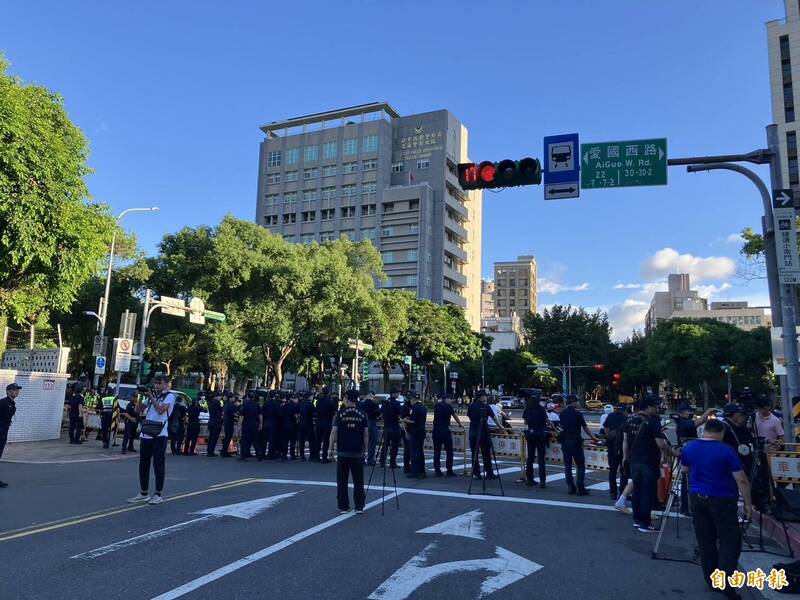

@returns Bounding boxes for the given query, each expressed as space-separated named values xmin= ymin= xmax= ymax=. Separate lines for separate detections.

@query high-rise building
xmin=645 ymin=274 xmax=708 ymax=332
xmin=768 ymin=1 xmax=800 ymax=196
xmin=481 ymin=279 xmax=496 ymax=319
xmin=493 ymin=256 xmax=537 ymax=318
xmin=255 ymin=102 xmax=482 ymax=330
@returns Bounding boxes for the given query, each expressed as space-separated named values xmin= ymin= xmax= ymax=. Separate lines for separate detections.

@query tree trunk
xmin=381 ymin=361 xmax=391 ymax=392
xmin=702 ymin=380 xmax=710 ymax=412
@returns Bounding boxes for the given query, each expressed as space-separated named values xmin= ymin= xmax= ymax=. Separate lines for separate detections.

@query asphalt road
xmin=0 ymin=444 xmax=755 ymax=600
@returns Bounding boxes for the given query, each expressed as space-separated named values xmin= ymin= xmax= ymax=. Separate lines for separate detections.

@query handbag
xmin=141 ymin=420 xmax=164 ymax=437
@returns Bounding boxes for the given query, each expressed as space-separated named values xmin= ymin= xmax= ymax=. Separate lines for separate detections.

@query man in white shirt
xmin=127 ymin=375 xmax=175 ymax=505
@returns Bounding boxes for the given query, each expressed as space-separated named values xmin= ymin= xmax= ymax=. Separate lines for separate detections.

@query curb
xmin=753 ymin=509 xmax=800 ymax=557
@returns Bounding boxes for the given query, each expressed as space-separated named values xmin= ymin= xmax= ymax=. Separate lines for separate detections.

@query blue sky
xmin=0 ymin=0 xmax=784 ymax=338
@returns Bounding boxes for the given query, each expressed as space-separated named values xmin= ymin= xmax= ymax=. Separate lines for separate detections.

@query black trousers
xmin=469 ymin=430 xmax=493 ymax=477
xmin=283 ymin=426 xmax=297 ymax=458
xmin=266 ymin=422 xmax=279 ymax=458
xmin=410 ymin=429 xmax=426 ymax=476
xmin=401 ymin=430 xmax=411 ymax=470
xmin=433 ymin=428 xmax=454 ymax=473
xmin=100 ymin=412 xmax=112 ymax=447
xmin=367 ymin=420 xmax=379 ymax=465
xmin=379 ymin=427 xmax=400 ymax=467
xmin=207 ymin=422 xmax=221 ymax=455
xmin=0 ymin=424 xmax=8 ymax=460
xmin=562 ymin=438 xmax=586 ymax=490
xmin=139 ymin=436 xmax=167 ymax=493
xmin=631 ymin=462 xmax=659 ymax=527
xmin=170 ymin=423 xmax=185 ymax=454
xmin=240 ymin=424 xmax=259 ymax=459
xmin=607 ymin=451 xmax=624 ymax=497
xmin=298 ymin=423 xmax=315 ymax=459
xmin=316 ymin=420 xmax=332 ymax=460
xmin=122 ymin=422 xmax=137 ymax=451
xmin=690 ymin=494 xmax=741 ymax=586
xmin=525 ymin=432 xmax=547 ymax=483
xmin=221 ymin=423 xmax=234 ymax=455
xmin=69 ymin=415 xmax=82 ymax=443
xmin=183 ymin=423 xmax=200 ymax=454
xmin=336 ymin=455 xmax=365 ymax=511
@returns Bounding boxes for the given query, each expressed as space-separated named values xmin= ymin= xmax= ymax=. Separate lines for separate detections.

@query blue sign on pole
xmin=543 ymin=133 xmax=580 ymax=200
xmin=95 ymin=356 xmax=106 ymax=375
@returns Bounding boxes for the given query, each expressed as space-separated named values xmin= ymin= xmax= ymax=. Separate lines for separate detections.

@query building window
xmin=301 ymin=211 xmax=316 ymax=223
xmin=509 ymin=289 xmax=515 ymax=296
xmin=343 ymin=138 xmax=358 ymax=156
xmin=285 ymin=148 xmax=299 ymax=165
xmin=264 ymin=215 xmax=278 ymax=226
xmin=304 ymin=145 xmax=319 ymax=162
xmin=781 ymin=35 xmax=795 ymax=123
xmin=408 ymin=250 xmax=418 ymax=261
xmin=322 ymin=165 xmax=337 ymax=177
xmin=320 ymin=208 xmax=335 ymax=221
xmin=392 ymin=162 xmax=404 ymax=173
xmin=361 ymin=228 xmax=376 ymax=240
xmin=341 ymin=230 xmax=355 ymax=241
xmin=417 ymin=159 xmax=430 ymax=170
xmin=788 ymin=131 xmax=799 ymax=186
xmin=285 ymin=170 xmax=299 ymax=182
xmin=283 ymin=213 xmax=297 ymax=224
xmin=342 ymin=161 xmax=358 ymax=174
xmin=304 ymin=167 xmax=318 ymax=180
xmin=322 ymin=141 xmax=338 ymax=160
xmin=321 ymin=232 xmax=336 ymax=243
xmin=266 ymin=172 xmax=281 ymax=184
xmin=407 ymin=275 xmax=418 ymax=286
xmin=509 ymin=299 xmax=516 ymax=307
xmin=265 ymin=193 xmax=280 ymax=207
xmin=341 ymin=206 xmax=356 ymax=218
xmin=409 ymin=224 xmax=419 ymax=234
xmin=361 ymin=204 xmax=376 ymax=216
xmin=383 ymin=251 xmax=394 ymax=264
xmin=303 ymin=189 xmax=318 ymax=202
xmin=284 ymin=191 xmax=297 ymax=204
xmin=382 ymin=226 xmax=394 ymax=237
xmin=362 ymin=159 xmax=378 ymax=171
xmin=301 ymin=234 xmax=314 ymax=244
xmin=362 ymin=181 xmax=377 ymax=201
xmin=321 ymin=186 xmax=336 ymax=200
xmin=267 ymin=151 xmax=281 ymax=167
xmin=362 ymin=134 xmax=378 ymax=153
xmin=497 ymin=300 xmax=506 ymax=307
xmin=409 ymin=200 xmax=419 ymax=210
xmin=341 ymin=183 xmax=357 ymax=198
xmin=383 ymin=202 xmax=394 ymax=213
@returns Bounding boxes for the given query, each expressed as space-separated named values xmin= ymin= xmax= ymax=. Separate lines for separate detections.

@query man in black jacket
xmin=0 ymin=383 xmax=20 ymax=488
xmin=315 ymin=388 xmax=336 ymax=463
xmin=358 ymin=391 xmax=381 ymax=465
xmin=298 ymin=392 xmax=316 ymax=461
xmin=206 ymin=393 xmax=223 ymax=457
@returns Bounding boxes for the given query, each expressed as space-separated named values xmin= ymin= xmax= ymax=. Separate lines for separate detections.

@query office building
xmin=768 ymin=1 xmax=800 ymax=196
xmin=481 ymin=279 xmax=496 ymax=319
xmin=673 ymin=301 xmax=772 ymax=332
xmin=481 ymin=314 xmax=523 ymax=353
xmin=255 ymin=102 xmax=482 ymax=329
xmin=493 ymin=256 xmax=537 ymax=318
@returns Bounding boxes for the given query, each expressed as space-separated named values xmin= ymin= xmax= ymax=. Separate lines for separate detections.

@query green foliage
xmin=0 ymin=55 xmax=118 ymax=323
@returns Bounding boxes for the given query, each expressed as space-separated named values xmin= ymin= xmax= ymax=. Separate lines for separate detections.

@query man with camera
xmin=379 ymin=389 xmax=402 ymax=469
xmin=404 ymin=393 xmax=428 ymax=479
xmin=329 ymin=389 xmax=368 ymax=513
xmin=720 ymin=403 xmax=754 ymax=477
xmin=127 ymin=376 xmax=176 ymax=505
xmin=681 ymin=418 xmax=752 ymax=600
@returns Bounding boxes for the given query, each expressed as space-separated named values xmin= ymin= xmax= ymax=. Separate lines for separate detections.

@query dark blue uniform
xmin=0 ymin=395 xmax=17 ymax=466
xmin=523 ymin=403 xmax=548 ymax=485
xmin=66 ymin=392 xmax=84 ymax=444
xmin=298 ymin=396 xmax=316 ymax=461
xmin=206 ymin=397 xmax=223 ymax=456
xmin=315 ymin=396 xmax=336 ymax=462
xmin=221 ymin=401 xmax=237 ymax=457
xmin=559 ymin=405 xmax=587 ymax=492
xmin=468 ymin=400 xmax=494 ymax=478
xmin=407 ymin=402 xmax=428 ymax=477
xmin=169 ymin=401 xmax=187 ymax=455
xmin=432 ymin=400 xmax=457 ymax=475
xmin=379 ymin=398 xmax=401 ymax=468
xmin=359 ymin=397 xmax=381 ymax=465
xmin=263 ymin=398 xmax=281 ymax=459
xmin=239 ymin=398 xmax=261 ymax=460
xmin=121 ymin=400 xmax=138 ymax=453
xmin=282 ymin=400 xmax=299 ymax=459
xmin=335 ymin=406 xmax=368 ymax=511
xmin=183 ymin=402 xmax=201 ymax=455
xmin=400 ymin=400 xmax=412 ymax=472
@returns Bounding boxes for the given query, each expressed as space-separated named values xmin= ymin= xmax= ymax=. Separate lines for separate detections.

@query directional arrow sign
xmin=71 ymin=492 xmax=297 ymax=559
xmin=544 ymin=185 xmax=579 ymax=199
xmin=773 ymin=189 xmax=800 ymax=284
xmin=416 ymin=509 xmax=484 ymax=539
xmin=543 ymin=133 xmax=580 ymax=200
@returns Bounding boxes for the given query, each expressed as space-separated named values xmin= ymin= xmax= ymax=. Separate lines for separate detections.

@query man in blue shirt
xmin=681 ymin=418 xmax=752 ymax=599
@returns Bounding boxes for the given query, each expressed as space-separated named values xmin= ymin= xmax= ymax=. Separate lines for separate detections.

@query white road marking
xmin=588 ymin=481 xmax=610 ymax=490
xmin=150 ymin=491 xmax=401 ymax=600
xmin=416 ymin=510 xmax=485 ymax=540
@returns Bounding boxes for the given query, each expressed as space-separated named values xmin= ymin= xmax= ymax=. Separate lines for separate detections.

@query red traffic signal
xmin=458 ymin=158 xmax=542 ymax=190
xmin=611 ymin=373 xmax=621 ymax=388
xmin=594 ymin=364 xmax=604 ymax=372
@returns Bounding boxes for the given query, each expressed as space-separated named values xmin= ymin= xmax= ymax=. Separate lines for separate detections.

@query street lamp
xmin=93 ymin=206 xmax=159 ymax=385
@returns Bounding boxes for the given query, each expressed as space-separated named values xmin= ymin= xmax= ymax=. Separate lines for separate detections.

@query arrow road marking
xmin=416 ymin=510 xmax=485 ymax=540
xmin=71 ymin=492 xmax=297 ymax=559
xmin=367 ymin=542 xmax=542 ymax=600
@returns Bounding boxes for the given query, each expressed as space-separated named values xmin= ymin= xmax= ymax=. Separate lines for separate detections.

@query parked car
xmin=499 ymin=396 xmax=516 ymax=409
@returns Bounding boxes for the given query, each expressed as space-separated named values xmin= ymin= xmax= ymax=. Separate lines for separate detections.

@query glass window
xmin=320 ymin=232 xmax=335 ymax=243
xmin=301 ymin=234 xmax=314 ymax=244
xmin=408 ymin=250 xmax=418 ymax=261
xmin=341 ymin=184 xmax=357 ymax=197
xmin=362 ymin=134 xmax=378 ymax=153
xmin=383 ymin=202 xmax=394 ymax=213
xmin=321 ymin=186 xmax=336 ymax=200
xmin=361 ymin=204 xmax=376 ymax=216
xmin=266 ymin=172 xmax=281 ymax=184
xmin=304 ymin=145 xmax=319 ymax=162
xmin=361 ymin=228 xmax=376 ymax=241
xmin=407 ymin=275 xmax=417 ymax=286
xmin=285 ymin=148 xmax=299 ymax=165
xmin=322 ymin=165 xmax=337 ymax=177
xmin=341 ymin=206 xmax=356 ymax=218
xmin=343 ymin=138 xmax=358 ymax=156
xmin=264 ymin=215 xmax=278 ymax=226
xmin=417 ymin=159 xmax=430 ymax=170
xmin=320 ymin=209 xmax=335 ymax=221
xmin=409 ymin=200 xmax=419 ymax=210
xmin=382 ymin=226 xmax=394 ymax=237
xmin=283 ymin=191 xmax=297 ymax=204
xmin=283 ymin=213 xmax=296 ymax=224
xmin=285 ymin=170 xmax=299 ymax=182
xmin=304 ymin=167 xmax=318 ymax=180
xmin=303 ymin=189 xmax=318 ymax=202
xmin=362 ymin=159 xmax=378 ymax=171
xmin=342 ymin=161 xmax=358 ymax=174
xmin=265 ymin=193 xmax=280 ymax=207
xmin=301 ymin=211 xmax=316 ymax=223
xmin=267 ymin=151 xmax=281 ymax=167
xmin=409 ymin=224 xmax=419 ymax=234
xmin=382 ymin=251 xmax=394 ymax=264
xmin=341 ymin=230 xmax=355 ymax=241
xmin=322 ymin=141 xmax=337 ymax=160
xmin=392 ymin=162 xmax=404 ymax=173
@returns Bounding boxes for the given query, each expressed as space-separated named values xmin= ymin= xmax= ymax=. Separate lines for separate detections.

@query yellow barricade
xmin=768 ymin=443 xmax=800 ymax=483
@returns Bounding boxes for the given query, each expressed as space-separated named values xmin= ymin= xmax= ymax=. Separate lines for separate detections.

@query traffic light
xmin=611 ymin=373 xmax=621 ymax=389
xmin=458 ymin=158 xmax=542 ymax=190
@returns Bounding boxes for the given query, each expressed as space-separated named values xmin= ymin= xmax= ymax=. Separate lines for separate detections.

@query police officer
xmin=275 ymin=392 xmax=287 ymax=459
xmin=206 ymin=392 xmax=223 ymax=457
xmin=405 ymin=394 xmax=428 ymax=479
xmin=379 ymin=389 xmax=402 ymax=469
xmin=602 ymin=404 xmax=627 ymax=499
xmin=329 ymin=389 xmax=369 ymax=513
xmin=220 ymin=394 xmax=239 ymax=458
xmin=169 ymin=395 xmax=187 ymax=455
xmin=558 ymin=394 xmax=598 ymax=495
xmin=121 ymin=394 xmax=139 ymax=454
xmin=282 ymin=394 xmax=300 ymax=460
xmin=399 ymin=392 xmax=413 ymax=473
xmin=315 ymin=387 xmax=336 ymax=463
xmin=298 ymin=391 xmax=317 ymax=461
xmin=83 ymin=386 xmax=97 ymax=442
xmin=239 ymin=391 xmax=262 ymax=461
xmin=432 ymin=394 xmax=463 ymax=477
xmin=264 ymin=391 xmax=282 ymax=459
xmin=0 ymin=383 xmax=20 ymax=488
xmin=65 ymin=384 xmax=85 ymax=444
xmin=468 ymin=390 xmax=497 ymax=480
xmin=183 ymin=395 xmax=202 ymax=455
xmin=98 ymin=387 xmax=116 ymax=449
xmin=522 ymin=391 xmax=548 ymax=488
xmin=358 ymin=391 xmax=381 ymax=465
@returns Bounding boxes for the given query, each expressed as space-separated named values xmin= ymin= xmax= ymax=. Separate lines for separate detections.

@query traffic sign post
xmin=773 ymin=189 xmax=800 ymax=284
xmin=543 ymin=133 xmax=580 ymax=200
xmin=94 ymin=356 xmax=106 ymax=375
xmin=159 ymin=295 xmax=187 ymax=317
xmin=112 ymin=338 xmax=133 ymax=373
xmin=581 ymin=138 xmax=667 ymax=189
xmin=189 ymin=298 xmax=206 ymax=325
xmin=92 ymin=335 xmax=107 ymax=357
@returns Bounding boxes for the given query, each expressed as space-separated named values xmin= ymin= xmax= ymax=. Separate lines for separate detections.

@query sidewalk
xmin=2 ymin=433 xmax=137 ymax=464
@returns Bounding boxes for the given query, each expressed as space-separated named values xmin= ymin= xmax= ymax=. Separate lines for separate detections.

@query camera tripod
xmin=467 ymin=411 xmax=505 ymax=497
xmin=366 ymin=428 xmax=400 ymax=516
xmin=652 ymin=456 xmax=697 ymax=564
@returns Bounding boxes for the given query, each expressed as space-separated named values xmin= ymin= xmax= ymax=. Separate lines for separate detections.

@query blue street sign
xmin=543 ymin=133 xmax=580 ymax=200
xmin=95 ymin=356 xmax=106 ymax=375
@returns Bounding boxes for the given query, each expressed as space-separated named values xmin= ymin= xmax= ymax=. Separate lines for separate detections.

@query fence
xmin=0 ymin=370 xmax=69 ymax=442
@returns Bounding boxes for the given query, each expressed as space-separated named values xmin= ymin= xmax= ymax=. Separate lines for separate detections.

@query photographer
xmin=127 ymin=376 xmax=175 ymax=505
xmin=681 ymin=418 xmax=752 ymax=600
xmin=720 ymin=403 xmax=754 ymax=477
xmin=522 ymin=391 xmax=548 ymax=488
xmin=468 ymin=390 xmax=499 ymax=480
xmin=754 ymin=396 xmax=784 ymax=449
xmin=675 ymin=404 xmax=714 ymax=514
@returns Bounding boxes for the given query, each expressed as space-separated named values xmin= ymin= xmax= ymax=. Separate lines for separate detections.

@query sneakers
xmin=355 ymin=509 xmax=365 ymax=514
xmin=613 ymin=496 xmax=630 ymax=514
xmin=126 ymin=493 xmax=150 ymax=504
xmin=339 ymin=508 xmax=350 ymax=514
xmin=148 ymin=494 xmax=164 ymax=505
xmin=637 ymin=525 xmax=657 ymax=533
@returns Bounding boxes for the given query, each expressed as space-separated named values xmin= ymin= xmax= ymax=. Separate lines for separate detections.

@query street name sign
xmin=159 ymin=295 xmax=187 ymax=317
xmin=581 ymin=138 xmax=667 ymax=189
xmin=543 ymin=133 xmax=580 ymax=200
xmin=773 ymin=189 xmax=800 ymax=284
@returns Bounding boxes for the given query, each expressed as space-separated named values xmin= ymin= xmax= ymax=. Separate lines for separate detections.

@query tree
xmin=0 ymin=55 xmax=118 ymax=324
xmin=362 ymin=289 xmax=414 ymax=390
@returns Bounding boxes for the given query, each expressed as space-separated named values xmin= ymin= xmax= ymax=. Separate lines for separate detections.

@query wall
xmin=0 ymin=370 xmax=69 ymax=442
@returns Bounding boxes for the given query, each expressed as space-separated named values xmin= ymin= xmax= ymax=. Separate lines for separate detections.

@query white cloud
xmin=607 ymin=299 xmax=650 ymax=341
xmin=538 ymin=280 xmax=590 ymax=295
xmin=725 ymin=233 xmax=742 ymax=244
xmin=613 ymin=283 xmax=643 ymax=290
xmin=640 ymin=247 xmax=735 ymax=283
xmin=696 ymin=282 xmax=733 ymax=299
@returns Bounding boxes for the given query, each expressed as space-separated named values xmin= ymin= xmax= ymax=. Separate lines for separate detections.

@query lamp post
xmin=93 ymin=207 xmax=159 ymax=386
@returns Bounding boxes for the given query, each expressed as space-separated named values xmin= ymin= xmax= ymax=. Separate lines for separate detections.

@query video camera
xmin=136 ymin=385 xmax=152 ymax=395
xmin=739 ymin=387 xmax=755 ymax=413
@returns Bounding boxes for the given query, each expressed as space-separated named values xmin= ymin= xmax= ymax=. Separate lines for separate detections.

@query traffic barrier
xmin=769 ymin=444 xmax=800 ymax=483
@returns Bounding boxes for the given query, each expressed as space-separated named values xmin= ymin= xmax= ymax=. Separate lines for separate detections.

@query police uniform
xmin=183 ymin=400 xmax=202 ymax=455
xmin=263 ymin=395 xmax=281 ymax=459
xmin=334 ymin=395 xmax=368 ymax=512
xmin=407 ymin=401 xmax=428 ymax=478
xmin=523 ymin=400 xmax=548 ymax=486
xmin=169 ymin=398 xmax=187 ymax=455
xmin=400 ymin=399 xmax=412 ymax=472
xmin=239 ymin=396 xmax=261 ymax=461
xmin=0 ymin=385 xmax=19 ymax=487
xmin=206 ymin=396 xmax=223 ymax=456
xmin=380 ymin=396 xmax=402 ymax=468
xmin=358 ymin=396 xmax=381 ymax=466
xmin=559 ymin=402 xmax=588 ymax=494
xmin=99 ymin=392 xmax=115 ymax=449
xmin=121 ymin=398 xmax=139 ymax=453
xmin=220 ymin=399 xmax=237 ymax=457
xmin=282 ymin=398 xmax=299 ymax=459
xmin=298 ymin=394 xmax=316 ymax=461
xmin=66 ymin=390 xmax=84 ymax=444
xmin=315 ymin=394 xmax=336 ymax=463
xmin=432 ymin=399 xmax=457 ymax=476
xmin=467 ymin=398 xmax=494 ymax=479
